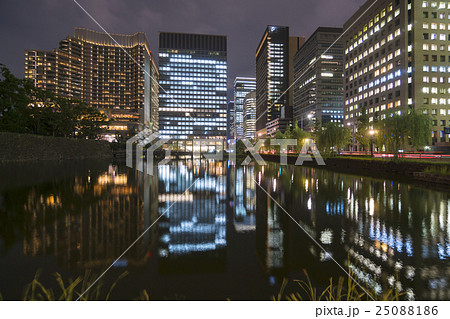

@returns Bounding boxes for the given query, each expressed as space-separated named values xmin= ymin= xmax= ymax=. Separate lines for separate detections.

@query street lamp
xmin=369 ymin=130 xmax=377 ymax=157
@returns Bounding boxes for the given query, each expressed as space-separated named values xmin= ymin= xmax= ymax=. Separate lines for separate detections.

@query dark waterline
xmin=0 ymin=159 xmax=449 ymax=300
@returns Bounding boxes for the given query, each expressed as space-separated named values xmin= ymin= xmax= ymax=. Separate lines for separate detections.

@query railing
xmin=374 ymin=153 xmax=450 ymax=160
xmin=259 ymin=150 xmax=450 ymax=160
xmin=337 ymin=151 xmax=450 ymax=160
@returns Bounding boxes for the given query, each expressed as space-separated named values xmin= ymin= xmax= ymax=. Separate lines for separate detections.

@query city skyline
xmin=9 ymin=0 xmax=449 ymax=145
xmin=1 ymin=0 xmax=450 ymax=306
xmin=0 ymin=0 xmax=366 ymax=98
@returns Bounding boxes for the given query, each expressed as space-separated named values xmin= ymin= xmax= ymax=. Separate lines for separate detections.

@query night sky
xmin=0 ymin=0 xmax=366 ymax=97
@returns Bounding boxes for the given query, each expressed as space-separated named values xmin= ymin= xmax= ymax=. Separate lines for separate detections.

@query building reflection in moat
xmin=156 ymin=160 xmax=227 ymax=273
xmin=22 ymin=164 xmax=158 ymax=268
xmin=255 ymin=163 xmax=450 ymax=300
xmin=19 ymin=161 xmax=230 ymax=274
xmin=10 ymin=160 xmax=450 ymax=300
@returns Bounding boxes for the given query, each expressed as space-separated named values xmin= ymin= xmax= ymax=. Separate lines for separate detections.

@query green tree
xmin=283 ymin=124 xmax=292 ymax=139
xmin=236 ymin=139 xmax=247 ymax=155
xmin=291 ymin=121 xmax=310 ymax=152
xmin=0 ymin=64 xmax=108 ymax=139
xmin=76 ymin=103 xmax=109 ymax=139
xmin=405 ymin=110 xmax=431 ymax=150
xmin=263 ymin=136 xmax=272 ymax=152
xmin=274 ymin=131 xmax=284 ymax=140
xmin=0 ymin=64 xmax=33 ymax=132
xmin=317 ymin=122 xmax=352 ymax=155
xmin=356 ymin=106 xmax=370 ymax=152
xmin=311 ymin=119 xmax=322 ymax=141
xmin=375 ymin=110 xmax=430 ymax=154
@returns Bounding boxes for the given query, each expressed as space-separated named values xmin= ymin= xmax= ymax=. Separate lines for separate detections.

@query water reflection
xmin=255 ymin=163 xmax=450 ymax=300
xmin=156 ymin=160 xmax=227 ymax=273
xmin=0 ymin=160 xmax=449 ymax=300
xmin=21 ymin=164 xmax=158 ymax=268
xmin=229 ymin=165 xmax=256 ymax=232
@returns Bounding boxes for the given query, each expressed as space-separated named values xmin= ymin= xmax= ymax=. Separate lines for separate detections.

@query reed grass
xmin=424 ymin=165 xmax=450 ymax=176
xmin=19 ymin=269 xmax=128 ymax=301
xmin=273 ymin=270 xmax=404 ymax=301
xmin=2 ymin=267 xmax=404 ymax=301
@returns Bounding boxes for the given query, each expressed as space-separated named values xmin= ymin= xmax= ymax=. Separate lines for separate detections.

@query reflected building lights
xmin=256 ymin=162 xmax=450 ymax=300
xmin=22 ymin=165 xmax=158 ymax=268
xmin=157 ymin=161 xmax=227 ymax=269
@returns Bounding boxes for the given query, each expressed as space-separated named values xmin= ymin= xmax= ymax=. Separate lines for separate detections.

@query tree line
xmin=238 ymin=110 xmax=431 ymax=156
xmin=313 ymin=109 xmax=431 ymax=155
xmin=0 ymin=64 xmax=108 ymax=139
xmin=354 ymin=106 xmax=431 ymax=154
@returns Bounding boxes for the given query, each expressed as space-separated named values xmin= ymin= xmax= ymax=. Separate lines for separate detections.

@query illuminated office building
xmin=256 ymin=25 xmax=305 ymax=137
xmin=25 ymin=28 xmax=159 ymax=138
xmin=233 ymin=77 xmax=256 ymax=139
xmin=227 ymin=101 xmax=235 ymax=141
xmin=293 ymin=27 xmax=344 ymax=131
xmin=158 ymin=32 xmax=228 ymax=145
xmin=343 ymin=0 xmax=450 ymax=147
xmin=243 ymin=91 xmax=257 ymax=139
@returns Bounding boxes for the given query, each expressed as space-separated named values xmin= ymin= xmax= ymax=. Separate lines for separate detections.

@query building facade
xmin=158 ymin=32 xmax=228 ymax=146
xmin=25 ymin=28 xmax=159 ymax=138
xmin=293 ymin=27 xmax=344 ymax=131
xmin=233 ymin=77 xmax=256 ymax=139
xmin=243 ymin=91 xmax=257 ymax=139
xmin=343 ymin=0 xmax=450 ymax=146
xmin=227 ymin=101 xmax=235 ymax=141
xmin=255 ymin=25 xmax=304 ymax=137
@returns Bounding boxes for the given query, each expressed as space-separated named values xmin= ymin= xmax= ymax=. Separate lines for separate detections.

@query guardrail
xmin=259 ymin=151 xmax=450 ymax=160
xmin=374 ymin=153 xmax=450 ymax=160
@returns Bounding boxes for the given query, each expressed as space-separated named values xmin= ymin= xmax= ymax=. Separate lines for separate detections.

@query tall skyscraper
xmin=293 ymin=27 xmax=344 ymax=131
xmin=233 ymin=77 xmax=256 ymax=139
xmin=158 ymin=32 xmax=228 ymax=148
xmin=25 ymin=28 xmax=159 ymax=138
xmin=243 ymin=91 xmax=257 ymax=139
xmin=227 ymin=101 xmax=235 ymax=142
xmin=289 ymin=36 xmax=307 ymax=115
xmin=343 ymin=0 xmax=450 ymax=146
xmin=255 ymin=25 xmax=305 ymax=137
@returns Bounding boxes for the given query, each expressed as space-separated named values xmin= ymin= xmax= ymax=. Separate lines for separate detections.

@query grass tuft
xmin=274 ymin=269 xmax=404 ymax=301
xmin=424 ymin=166 xmax=450 ymax=176
xmin=18 ymin=269 xmax=128 ymax=301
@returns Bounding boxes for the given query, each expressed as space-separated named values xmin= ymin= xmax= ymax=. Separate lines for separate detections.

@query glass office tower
xmin=233 ymin=77 xmax=256 ymax=140
xmin=158 ymin=32 xmax=228 ymax=146
xmin=227 ymin=101 xmax=235 ymax=141
xmin=243 ymin=91 xmax=257 ymax=139
xmin=255 ymin=26 xmax=305 ymax=137
xmin=293 ymin=27 xmax=344 ymax=131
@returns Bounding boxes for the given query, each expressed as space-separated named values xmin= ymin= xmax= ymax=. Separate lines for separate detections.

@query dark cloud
xmin=0 ymin=0 xmax=366 ymax=97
